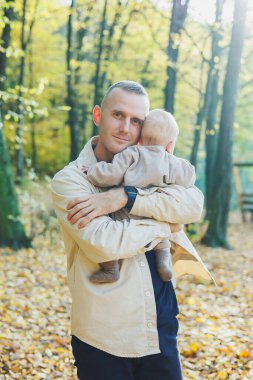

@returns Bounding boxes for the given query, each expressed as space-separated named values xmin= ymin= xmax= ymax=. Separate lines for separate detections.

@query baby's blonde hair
xmin=141 ymin=109 xmax=179 ymax=149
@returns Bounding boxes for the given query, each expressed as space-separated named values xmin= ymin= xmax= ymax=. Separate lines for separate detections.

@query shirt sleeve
xmin=165 ymin=156 xmax=196 ymax=187
xmin=87 ymin=149 xmax=135 ymax=187
xmin=130 ymin=185 xmax=204 ymax=224
xmin=51 ymin=165 xmax=171 ymax=263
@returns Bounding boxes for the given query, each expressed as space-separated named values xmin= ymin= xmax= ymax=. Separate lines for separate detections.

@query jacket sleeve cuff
xmin=130 ymin=193 xmax=155 ymax=219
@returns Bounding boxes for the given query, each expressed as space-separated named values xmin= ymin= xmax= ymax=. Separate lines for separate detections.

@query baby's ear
xmin=166 ymin=141 xmax=174 ymax=153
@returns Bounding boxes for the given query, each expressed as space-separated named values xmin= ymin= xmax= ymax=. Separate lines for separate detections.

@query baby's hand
xmin=82 ymin=164 xmax=89 ymax=173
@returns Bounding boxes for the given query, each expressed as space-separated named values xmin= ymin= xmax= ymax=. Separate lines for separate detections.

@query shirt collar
xmin=75 ymin=136 xmax=99 ymax=167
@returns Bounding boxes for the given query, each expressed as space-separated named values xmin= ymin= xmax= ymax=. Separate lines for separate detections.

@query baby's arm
xmin=86 ymin=148 xmax=135 ymax=187
xmin=165 ymin=156 xmax=196 ymax=188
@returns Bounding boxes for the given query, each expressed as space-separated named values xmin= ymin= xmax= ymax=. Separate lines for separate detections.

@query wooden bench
xmin=233 ymin=162 xmax=253 ymax=222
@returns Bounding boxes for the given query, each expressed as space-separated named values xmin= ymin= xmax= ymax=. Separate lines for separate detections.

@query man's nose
xmin=120 ymin=117 xmax=130 ymax=133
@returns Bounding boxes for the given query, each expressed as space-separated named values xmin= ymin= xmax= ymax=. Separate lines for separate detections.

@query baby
xmin=84 ymin=109 xmax=196 ymax=284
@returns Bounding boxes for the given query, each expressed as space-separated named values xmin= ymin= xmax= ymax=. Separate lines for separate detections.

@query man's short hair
xmin=101 ymin=80 xmax=149 ymax=108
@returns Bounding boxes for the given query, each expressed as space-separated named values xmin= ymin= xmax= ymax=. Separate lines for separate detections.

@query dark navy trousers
xmin=71 ymin=251 xmax=183 ymax=379
xmin=71 ymin=335 xmax=183 ymax=380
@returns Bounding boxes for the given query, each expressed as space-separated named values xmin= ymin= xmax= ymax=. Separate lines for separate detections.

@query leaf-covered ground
xmin=0 ymin=221 xmax=252 ymax=379
xmin=177 ymin=221 xmax=253 ymax=380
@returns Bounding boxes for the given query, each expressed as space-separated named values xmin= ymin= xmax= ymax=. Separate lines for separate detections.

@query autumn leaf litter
xmin=0 ymin=222 xmax=252 ymax=379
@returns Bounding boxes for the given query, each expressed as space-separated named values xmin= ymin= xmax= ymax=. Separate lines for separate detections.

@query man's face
xmin=93 ymin=88 xmax=150 ymax=161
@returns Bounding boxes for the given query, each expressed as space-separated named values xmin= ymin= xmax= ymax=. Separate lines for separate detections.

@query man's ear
xmin=93 ymin=105 xmax=102 ymax=127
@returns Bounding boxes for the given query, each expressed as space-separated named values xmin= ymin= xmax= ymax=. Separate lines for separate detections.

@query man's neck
xmin=93 ymin=138 xmax=114 ymax=163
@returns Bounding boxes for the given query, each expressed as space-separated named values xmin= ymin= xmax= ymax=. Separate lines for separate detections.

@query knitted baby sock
xmin=90 ymin=260 xmax=120 ymax=283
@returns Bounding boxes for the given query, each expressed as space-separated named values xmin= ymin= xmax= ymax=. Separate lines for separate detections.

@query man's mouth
xmin=113 ymin=136 xmax=129 ymax=142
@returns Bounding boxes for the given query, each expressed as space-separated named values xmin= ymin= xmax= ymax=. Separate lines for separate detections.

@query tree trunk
xmin=66 ymin=0 xmax=79 ymax=161
xmin=74 ymin=4 xmax=92 ymax=87
xmin=99 ymin=0 xmax=122 ymax=93
xmin=16 ymin=0 xmax=27 ymax=180
xmin=0 ymin=1 xmax=15 ymax=95
xmin=190 ymin=0 xmax=224 ymax=169
xmin=28 ymin=40 xmax=37 ymax=169
xmin=205 ymin=0 xmax=224 ymax=219
xmin=92 ymin=0 xmax=108 ymax=136
xmin=73 ymin=2 xmax=94 ymax=145
xmin=204 ymin=74 xmax=220 ymax=220
xmin=0 ymin=1 xmax=30 ymax=249
xmin=164 ymin=0 xmax=189 ymax=113
xmin=202 ymin=0 xmax=248 ymax=248
xmin=0 ymin=118 xmax=31 ymax=248
xmin=189 ymin=72 xmax=212 ymax=168
xmin=141 ymin=57 xmax=152 ymax=88
xmin=105 ymin=8 xmax=136 ymax=90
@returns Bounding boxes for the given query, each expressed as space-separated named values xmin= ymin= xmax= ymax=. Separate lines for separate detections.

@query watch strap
xmin=124 ymin=186 xmax=138 ymax=211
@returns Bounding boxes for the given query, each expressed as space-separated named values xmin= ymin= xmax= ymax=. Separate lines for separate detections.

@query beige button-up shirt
xmin=51 ymin=137 xmax=213 ymax=358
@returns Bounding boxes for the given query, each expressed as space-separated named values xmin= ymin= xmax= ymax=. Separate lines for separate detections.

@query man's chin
xmin=111 ymin=142 xmax=131 ymax=154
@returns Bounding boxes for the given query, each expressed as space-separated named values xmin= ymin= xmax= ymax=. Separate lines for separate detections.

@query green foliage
xmin=0 ymin=0 xmax=252 ymax=175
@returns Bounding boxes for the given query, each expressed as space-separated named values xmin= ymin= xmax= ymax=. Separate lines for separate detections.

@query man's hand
xmin=67 ymin=188 xmax=127 ymax=228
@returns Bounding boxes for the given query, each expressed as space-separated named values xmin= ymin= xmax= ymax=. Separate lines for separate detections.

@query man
xmin=51 ymin=81 xmax=211 ymax=380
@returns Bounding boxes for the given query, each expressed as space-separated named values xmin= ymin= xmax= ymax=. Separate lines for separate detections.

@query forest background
xmin=0 ymin=0 xmax=253 ymax=379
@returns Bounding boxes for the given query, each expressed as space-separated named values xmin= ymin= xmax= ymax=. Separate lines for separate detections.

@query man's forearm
xmin=52 ymin=189 xmax=171 ymax=263
xmin=67 ymin=187 xmax=128 ymax=228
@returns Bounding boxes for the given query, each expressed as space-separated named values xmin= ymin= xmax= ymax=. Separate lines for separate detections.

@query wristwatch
xmin=124 ymin=186 xmax=138 ymax=211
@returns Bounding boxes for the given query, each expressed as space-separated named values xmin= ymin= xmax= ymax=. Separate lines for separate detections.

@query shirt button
xmin=140 ymin=261 xmax=145 ymax=267
xmin=145 ymin=291 xmax=151 ymax=297
xmin=147 ymin=322 xmax=153 ymax=328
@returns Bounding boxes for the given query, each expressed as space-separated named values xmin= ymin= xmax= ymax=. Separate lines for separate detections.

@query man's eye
xmin=114 ymin=112 xmax=122 ymax=118
xmin=132 ymin=118 xmax=143 ymax=127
